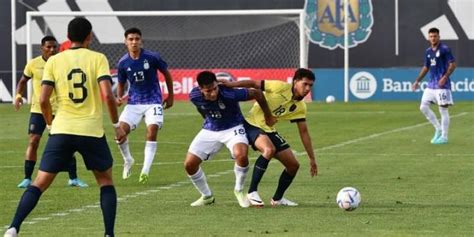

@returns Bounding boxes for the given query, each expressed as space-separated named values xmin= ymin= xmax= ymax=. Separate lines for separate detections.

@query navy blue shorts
xmin=243 ymin=120 xmax=290 ymax=153
xmin=39 ymin=134 xmax=113 ymax=173
xmin=28 ymin=113 xmax=47 ymax=135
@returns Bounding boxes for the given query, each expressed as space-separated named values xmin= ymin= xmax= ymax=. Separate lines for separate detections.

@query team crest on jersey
xmin=218 ymin=99 xmax=226 ymax=109
xmin=304 ymin=0 xmax=373 ymax=50
xmin=143 ymin=59 xmax=150 ymax=70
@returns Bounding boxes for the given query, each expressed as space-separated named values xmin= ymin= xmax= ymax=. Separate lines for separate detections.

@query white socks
xmin=189 ymin=167 xmax=212 ymax=197
xmin=141 ymin=141 xmax=157 ymax=175
xmin=118 ymin=139 xmax=133 ymax=163
xmin=439 ymin=107 xmax=450 ymax=139
xmin=420 ymin=104 xmax=441 ymax=132
xmin=234 ymin=164 xmax=249 ymax=192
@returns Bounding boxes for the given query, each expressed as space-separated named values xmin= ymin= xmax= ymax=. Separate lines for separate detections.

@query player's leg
xmin=419 ymin=88 xmax=441 ymax=143
xmin=244 ymin=121 xmax=275 ymax=206
xmin=271 ymin=148 xmax=299 ymax=207
xmin=434 ymin=89 xmax=453 ymax=144
xmin=185 ymin=129 xmax=221 ymax=206
xmin=67 ymin=155 xmax=89 ymax=188
xmin=267 ymin=132 xmax=299 ymax=207
xmin=224 ymin=125 xmax=250 ymax=207
xmin=79 ymin=135 xmax=116 ymax=236
xmin=117 ymin=105 xmax=140 ymax=179
xmin=18 ymin=113 xmax=45 ymax=188
xmin=6 ymin=134 xmax=73 ymax=235
xmin=139 ymin=104 xmax=164 ymax=183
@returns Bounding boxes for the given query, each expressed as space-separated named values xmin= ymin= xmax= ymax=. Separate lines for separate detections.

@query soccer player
xmin=220 ymin=68 xmax=318 ymax=207
xmin=4 ymin=18 xmax=125 ymax=237
xmin=412 ymin=27 xmax=456 ymax=144
xmin=13 ymin=36 xmax=88 ymax=189
xmin=185 ymin=71 xmax=274 ymax=207
xmin=116 ymin=27 xmax=174 ymax=184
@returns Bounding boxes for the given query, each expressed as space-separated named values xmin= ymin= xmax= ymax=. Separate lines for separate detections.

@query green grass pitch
xmin=0 ymin=101 xmax=473 ymax=236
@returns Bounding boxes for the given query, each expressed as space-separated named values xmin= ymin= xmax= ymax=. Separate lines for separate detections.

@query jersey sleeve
xmin=445 ymin=47 xmax=455 ymax=63
xmin=42 ymin=58 xmax=55 ymax=87
xmin=289 ymin=102 xmax=307 ymax=123
xmin=233 ymin=88 xmax=249 ymax=101
xmin=97 ymin=54 xmax=112 ymax=82
xmin=262 ymin=80 xmax=285 ymax=93
xmin=152 ymin=52 xmax=168 ymax=72
xmin=23 ymin=61 xmax=33 ymax=78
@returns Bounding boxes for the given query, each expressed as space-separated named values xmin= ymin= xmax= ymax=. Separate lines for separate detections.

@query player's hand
xmin=14 ymin=97 xmax=23 ymax=111
xmin=116 ymin=95 xmax=128 ymax=107
xmin=438 ymin=76 xmax=447 ymax=87
xmin=309 ymin=159 xmax=318 ymax=177
xmin=412 ymin=82 xmax=419 ymax=91
xmin=116 ymin=97 xmax=123 ymax=107
xmin=114 ymin=127 xmax=127 ymax=144
xmin=264 ymin=115 xmax=278 ymax=127
xmin=163 ymin=96 xmax=174 ymax=110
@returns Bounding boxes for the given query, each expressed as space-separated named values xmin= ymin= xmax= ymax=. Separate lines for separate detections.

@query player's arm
xmin=99 ymin=77 xmax=126 ymax=144
xmin=247 ymin=88 xmax=277 ymax=126
xmin=219 ymin=79 xmax=262 ymax=89
xmin=439 ymin=62 xmax=456 ymax=87
xmin=412 ymin=66 xmax=429 ymax=91
xmin=296 ymin=120 xmax=318 ymax=177
xmin=39 ymin=83 xmax=54 ymax=127
xmin=116 ymin=80 xmax=127 ymax=106
xmin=13 ymin=75 xmax=31 ymax=111
xmin=196 ymin=107 xmax=206 ymax=119
xmin=160 ymin=69 xmax=174 ymax=109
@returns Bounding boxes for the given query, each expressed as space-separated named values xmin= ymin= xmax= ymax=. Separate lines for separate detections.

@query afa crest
xmin=305 ymin=0 xmax=373 ymax=49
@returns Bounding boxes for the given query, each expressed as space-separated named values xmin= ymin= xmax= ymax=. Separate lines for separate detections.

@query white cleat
xmin=4 ymin=228 xmax=18 ymax=237
xmin=190 ymin=195 xmax=215 ymax=207
xmin=234 ymin=190 xmax=250 ymax=208
xmin=247 ymin=191 xmax=264 ymax=207
xmin=122 ymin=159 xmax=135 ymax=179
xmin=270 ymin=197 xmax=298 ymax=207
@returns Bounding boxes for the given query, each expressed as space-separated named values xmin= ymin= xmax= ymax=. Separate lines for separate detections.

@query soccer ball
xmin=336 ymin=187 xmax=361 ymax=211
xmin=325 ymin=95 xmax=335 ymax=103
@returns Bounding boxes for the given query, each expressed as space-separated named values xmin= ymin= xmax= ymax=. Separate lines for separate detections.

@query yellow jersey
xmin=245 ymin=80 xmax=307 ymax=132
xmin=23 ymin=56 xmax=56 ymax=113
xmin=42 ymin=48 xmax=111 ymax=137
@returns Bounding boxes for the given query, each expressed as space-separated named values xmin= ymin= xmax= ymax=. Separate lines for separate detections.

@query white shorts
xmin=421 ymin=88 xmax=454 ymax=106
xmin=188 ymin=124 xmax=248 ymax=161
xmin=119 ymin=104 xmax=164 ymax=130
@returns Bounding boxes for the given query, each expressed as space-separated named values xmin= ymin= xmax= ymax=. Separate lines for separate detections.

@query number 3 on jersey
xmin=68 ymin=68 xmax=88 ymax=103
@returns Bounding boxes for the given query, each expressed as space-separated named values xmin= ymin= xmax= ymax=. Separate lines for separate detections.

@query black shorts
xmin=243 ymin=120 xmax=290 ymax=153
xmin=28 ymin=113 xmax=47 ymax=135
xmin=39 ymin=134 xmax=113 ymax=173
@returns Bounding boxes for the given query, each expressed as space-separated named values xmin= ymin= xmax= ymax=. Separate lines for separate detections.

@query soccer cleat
xmin=138 ymin=173 xmax=149 ymax=184
xmin=4 ymin=227 xmax=18 ymax=237
xmin=433 ymin=137 xmax=448 ymax=145
xmin=247 ymin=191 xmax=264 ymax=207
xmin=190 ymin=195 xmax=215 ymax=207
xmin=17 ymin=178 xmax=31 ymax=188
xmin=430 ymin=130 xmax=442 ymax=144
xmin=270 ymin=197 xmax=299 ymax=207
xmin=234 ymin=190 xmax=250 ymax=208
xmin=122 ymin=159 xmax=135 ymax=179
xmin=68 ymin=178 xmax=89 ymax=188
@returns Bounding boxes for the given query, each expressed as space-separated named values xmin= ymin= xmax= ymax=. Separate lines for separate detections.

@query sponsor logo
xmin=383 ymin=78 xmax=474 ymax=92
xmin=350 ymin=71 xmax=377 ymax=99
xmin=304 ymin=0 xmax=373 ymax=49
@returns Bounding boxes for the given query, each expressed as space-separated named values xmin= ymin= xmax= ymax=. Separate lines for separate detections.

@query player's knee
xmin=28 ymin=136 xmax=41 ymax=149
xmin=184 ymin=160 xmax=198 ymax=175
xmin=262 ymin=145 xmax=276 ymax=158
xmin=287 ymin=161 xmax=300 ymax=175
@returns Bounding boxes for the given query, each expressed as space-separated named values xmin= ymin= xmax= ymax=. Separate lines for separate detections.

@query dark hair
xmin=67 ymin=17 xmax=92 ymax=43
xmin=428 ymin=27 xmax=439 ymax=34
xmin=197 ymin=71 xmax=217 ymax=87
xmin=41 ymin=35 xmax=57 ymax=45
xmin=124 ymin=27 xmax=142 ymax=38
xmin=293 ymin=68 xmax=315 ymax=82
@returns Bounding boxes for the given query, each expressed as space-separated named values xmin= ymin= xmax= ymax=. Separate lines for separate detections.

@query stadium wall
xmin=1 ymin=0 xmax=473 ymax=102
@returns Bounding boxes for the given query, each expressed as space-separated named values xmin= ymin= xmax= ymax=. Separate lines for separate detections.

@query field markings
xmin=2 ymin=112 xmax=470 ymax=230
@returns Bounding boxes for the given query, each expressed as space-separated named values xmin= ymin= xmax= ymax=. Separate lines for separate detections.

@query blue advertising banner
xmin=312 ymin=68 xmax=474 ymax=101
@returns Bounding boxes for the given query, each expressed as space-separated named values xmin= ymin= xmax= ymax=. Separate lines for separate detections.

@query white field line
xmin=2 ymin=112 xmax=470 ymax=230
